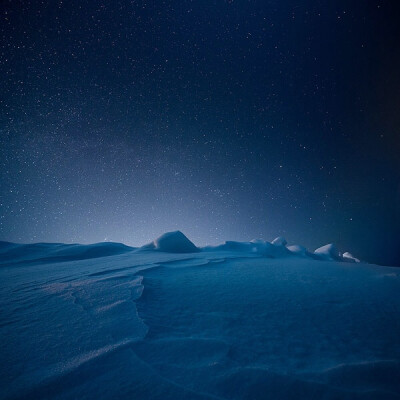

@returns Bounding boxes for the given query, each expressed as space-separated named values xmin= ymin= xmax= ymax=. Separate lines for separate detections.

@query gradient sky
xmin=1 ymin=0 xmax=399 ymax=265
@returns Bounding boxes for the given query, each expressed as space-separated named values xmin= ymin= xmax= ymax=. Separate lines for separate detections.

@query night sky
xmin=1 ymin=1 xmax=399 ymax=265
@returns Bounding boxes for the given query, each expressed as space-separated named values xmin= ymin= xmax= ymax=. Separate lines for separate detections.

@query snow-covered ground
xmin=1 ymin=232 xmax=400 ymax=399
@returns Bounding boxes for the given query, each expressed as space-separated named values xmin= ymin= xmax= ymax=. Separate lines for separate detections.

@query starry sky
xmin=1 ymin=1 xmax=399 ymax=265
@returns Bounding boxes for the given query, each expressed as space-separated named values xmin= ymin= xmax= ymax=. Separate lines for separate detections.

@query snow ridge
xmin=0 ymin=231 xmax=361 ymax=265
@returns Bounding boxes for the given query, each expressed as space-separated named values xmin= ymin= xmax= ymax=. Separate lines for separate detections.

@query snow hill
xmin=0 ymin=231 xmax=361 ymax=266
xmin=1 ymin=232 xmax=399 ymax=400
xmin=139 ymin=230 xmax=360 ymax=263
xmin=140 ymin=230 xmax=199 ymax=253
xmin=0 ymin=240 xmax=134 ymax=266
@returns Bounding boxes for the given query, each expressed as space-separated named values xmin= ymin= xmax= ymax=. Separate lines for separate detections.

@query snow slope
xmin=0 ymin=241 xmax=134 ymax=266
xmin=1 ymin=232 xmax=399 ymax=399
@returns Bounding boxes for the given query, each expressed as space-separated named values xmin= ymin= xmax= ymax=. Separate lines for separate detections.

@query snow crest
xmin=0 ymin=232 xmax=361 ymax=264
xmin=140 ymin=231 xmax=200 ymax=253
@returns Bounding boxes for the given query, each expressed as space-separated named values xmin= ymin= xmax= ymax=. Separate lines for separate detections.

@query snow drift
xmin=0 ymin=241 xmax=134 ymax=266
xmin=203 ymin=235 xmax=358 ymax=263
xmin=1 ymin=232 xmax=360 ymax=264
xmin=0 ymin=232 xmax=398 ymax=400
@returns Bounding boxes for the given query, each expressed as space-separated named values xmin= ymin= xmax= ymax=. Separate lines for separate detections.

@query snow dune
xmin=0 ymin=231 xmax=361 ymax=264
xmin=1 ymin=232 xmax=399 ymax=399
xmin=0 ymin=241 xmax=134 ymax=266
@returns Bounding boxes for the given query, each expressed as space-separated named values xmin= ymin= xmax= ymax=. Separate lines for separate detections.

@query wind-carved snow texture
xmin=1 ymin=232 xmax=400 ymax=399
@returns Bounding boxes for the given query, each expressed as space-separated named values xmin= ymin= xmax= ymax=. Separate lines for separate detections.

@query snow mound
xmin=203 ymin=235 xmax=362 ymax=261
xmin=1 ymin=234 xmax=361 ymax=264
xmin=287 ymin=244 xmax=308 ymax=256
xmin=343 ymin=252 xmax=361 ymax=263
xmin=314 ymin=243 xmax=341 ymax=260
xmin=204 ymin=239 xmax=293 ymax=258
xmin=142 ymin=231 xmax=199 ymax=253
xmin=271 ymin=236 xmax=287 ymax=246
xmin=139 ymin=231 xmax=361 ymax=262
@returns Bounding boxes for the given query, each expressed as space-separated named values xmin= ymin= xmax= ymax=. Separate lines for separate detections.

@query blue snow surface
xmin=1 ymin=231 xmax=400 ymax=399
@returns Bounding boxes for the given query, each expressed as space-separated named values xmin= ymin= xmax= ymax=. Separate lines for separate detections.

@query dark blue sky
xmin=1 ymin=0 xmax=399 ymax=265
